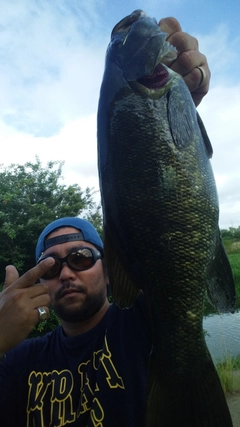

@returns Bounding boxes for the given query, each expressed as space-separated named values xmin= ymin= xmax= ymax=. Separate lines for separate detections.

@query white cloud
xmin=194 ymin=25 xmax=240 ymax=229
xmin=0 ymin=114 xmax=99 ymax=191
xmin=0 ymin=0 xmax=107 ymax=136
xmin=195 ymin=25 xmax=240 ymax=84
xmin=198 ymin=84 xmax=240 ymax=229
xmin=1 ymin=3 xmax=239 ymax=230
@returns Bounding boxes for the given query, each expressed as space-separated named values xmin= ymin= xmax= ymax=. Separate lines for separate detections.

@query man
xmin=1 ymin=217 xmax=152 ymax=426
xmin=0 ymin=17 xmax=211 ymax=427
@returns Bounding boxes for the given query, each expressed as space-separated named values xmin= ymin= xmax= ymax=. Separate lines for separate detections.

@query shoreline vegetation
xmin=216 ymin=355 xmax=240 ymax=394
xmin=219 ymin=356 xmax=240 ymax=427
xmin=222 ymin=232 xmax=240 ymax=311
xmin=212 ymin=234 xmax=240 ymax=396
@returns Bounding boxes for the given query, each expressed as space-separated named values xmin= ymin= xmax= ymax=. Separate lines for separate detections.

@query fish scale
xmin=98 ymin=9 xmax=235 ymax=426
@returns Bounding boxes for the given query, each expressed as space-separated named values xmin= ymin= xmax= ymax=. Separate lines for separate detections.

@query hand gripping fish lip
xmin=109 ymin=10 xmax=177 ymax=83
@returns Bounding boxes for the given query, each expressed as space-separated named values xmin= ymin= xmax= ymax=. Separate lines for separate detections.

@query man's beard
xmin=51 ymin=285 xmax=106 ymax=323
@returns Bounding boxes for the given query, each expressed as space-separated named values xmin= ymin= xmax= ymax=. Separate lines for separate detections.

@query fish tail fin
xmin=146 ymin=354 xmax=233 ymax=427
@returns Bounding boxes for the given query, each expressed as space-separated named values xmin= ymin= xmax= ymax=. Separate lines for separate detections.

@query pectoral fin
xmin=197 ymin=112 xmax=213 ymax=159
xmin=206 ymin=230 xmax=236 ymax=313
xmin=104 ymin=227 xmax=140 ymax=308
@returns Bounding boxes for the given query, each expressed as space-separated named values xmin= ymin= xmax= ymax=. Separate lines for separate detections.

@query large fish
xmin=97 ymin=9 xmax=236 ymax=427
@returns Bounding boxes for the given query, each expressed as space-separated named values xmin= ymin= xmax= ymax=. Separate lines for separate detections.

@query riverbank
xmin=225 ymin=370 xmax=240 ymax=427
xmin=226 ymin=392 xmax=240 ymax=427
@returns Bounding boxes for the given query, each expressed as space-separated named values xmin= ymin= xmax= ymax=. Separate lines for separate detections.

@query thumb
xmin=4 ymin=265 xmax=19 ymax=289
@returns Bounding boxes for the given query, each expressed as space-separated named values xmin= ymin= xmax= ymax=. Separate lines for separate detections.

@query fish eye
xmin=111 ymin=38 xmax=123 ymax=49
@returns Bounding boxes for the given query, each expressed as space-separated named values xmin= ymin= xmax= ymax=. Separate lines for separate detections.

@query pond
xmin=203 ymin=309 xmax=240 ymax=362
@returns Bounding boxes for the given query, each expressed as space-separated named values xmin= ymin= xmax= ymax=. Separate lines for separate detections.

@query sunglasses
xmin=38 ymin=247 xmax=102 ymax=280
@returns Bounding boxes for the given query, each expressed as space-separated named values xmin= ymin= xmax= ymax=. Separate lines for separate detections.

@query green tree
xmin=0 ymin=157 xmax=103 ymax=336
xmin=221 ymin=227 xmax=240 ymax=240
xmin=0 ymin=157 xmax=103 ymax=283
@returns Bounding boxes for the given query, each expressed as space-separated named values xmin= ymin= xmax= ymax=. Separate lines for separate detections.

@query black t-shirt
xmin=0 ymin=297 xmax=152 ymax=426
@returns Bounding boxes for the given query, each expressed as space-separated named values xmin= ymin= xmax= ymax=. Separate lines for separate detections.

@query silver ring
xmin=196 ymin=66 xmax=206 ymax=88
xmin=37 ymin=307 xmax=48 ymax=321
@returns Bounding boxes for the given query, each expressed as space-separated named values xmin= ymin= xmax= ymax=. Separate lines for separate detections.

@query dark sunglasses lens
xmin=41 ymin=259 xmax=62 ymax=280
xmin=68 ymin=248 xmax=94 ymax=270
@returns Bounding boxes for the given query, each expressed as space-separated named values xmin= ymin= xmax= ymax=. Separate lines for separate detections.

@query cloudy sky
xmin=1 ymin=0 xmax=239 ymax=230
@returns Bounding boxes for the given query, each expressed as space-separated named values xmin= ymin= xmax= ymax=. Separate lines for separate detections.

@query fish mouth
xmin=137 ymin=63 xmax=169 ymax=90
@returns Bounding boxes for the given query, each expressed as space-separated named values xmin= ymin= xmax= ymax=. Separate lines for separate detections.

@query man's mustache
xmin=55 ymin=282 xmax=87 ymax=300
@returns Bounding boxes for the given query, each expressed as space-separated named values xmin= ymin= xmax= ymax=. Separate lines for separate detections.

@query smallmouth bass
xmin=97 ymin=9 xmax=235 ymax=427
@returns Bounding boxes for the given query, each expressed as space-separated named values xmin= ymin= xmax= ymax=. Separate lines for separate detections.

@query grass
xmin=216 ymin=354 xmax=240 ymax=394
xmin=228 ymin=253 xmax=240 ymax=300
xmin=211 ymin=238 xmax=240 ymax=393
xmin=223 ymin=237 xmax=240 ymax=297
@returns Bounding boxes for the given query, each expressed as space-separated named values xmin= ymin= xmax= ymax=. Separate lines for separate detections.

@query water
xmin=203 ymin=310 xmax=240 ymax=362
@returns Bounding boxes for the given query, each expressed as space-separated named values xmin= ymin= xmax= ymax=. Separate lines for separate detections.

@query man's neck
xmin=60 ymin=299 xmax=110 ymax=337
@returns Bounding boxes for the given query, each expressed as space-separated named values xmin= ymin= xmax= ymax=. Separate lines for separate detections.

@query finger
xmin=159 ymin=17 xmax=182 ymax=36
xmin=170 ymin=49 xmax=205 ymax=77
xmin=9 ymin=257 xmax=55 ymax=290
xmin=167 ymin=32 xmax=198 ymax=57
xmin=33 ymin=292 xmax=51 ymax=308
xmin=183 ymin=63 xmax=210 ymax=92
xmin=188 ymin=73 xmax=210 ymax=107
xmin=180 ymin=55 xmax=210 ymax=106
xmin=4 ymin=265 xmax=19 ymax=289
xmin=26 ymin=282 xmax=51 ymax=299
